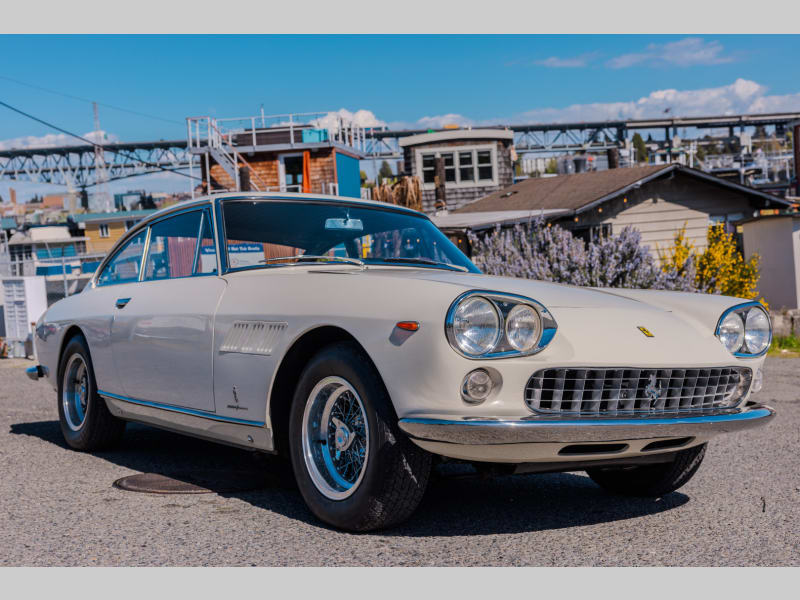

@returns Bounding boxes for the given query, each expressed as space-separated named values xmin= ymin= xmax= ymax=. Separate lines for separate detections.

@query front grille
xmin=525 ymin=367 xmax=751 ymax=417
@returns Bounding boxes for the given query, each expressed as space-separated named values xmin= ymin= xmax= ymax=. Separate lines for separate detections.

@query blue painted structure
xmin=335 ymin=153 xmax=361 ymax=199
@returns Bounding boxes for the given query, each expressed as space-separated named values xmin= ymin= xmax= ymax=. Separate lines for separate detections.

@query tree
xmin=545 ymin=158 xmax=558 ymax=174
xmin=378 ymin=160 xmax=394 ymax=185
xmin=359 ymin=170 xmax=368 ymax=186
xmin=632 ymin=133 xmax=648 ymax=164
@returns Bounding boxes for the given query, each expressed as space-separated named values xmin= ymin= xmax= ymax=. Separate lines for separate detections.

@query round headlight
xmin=505 ymin=304 xmax=541 ymax=352
xmin=451 ymin=296 xmax=501 ymax=355
xmin=718 ymin=311 xmax=745 ymax=353
xmin=744 ymin=308 xmax=770 ymax=354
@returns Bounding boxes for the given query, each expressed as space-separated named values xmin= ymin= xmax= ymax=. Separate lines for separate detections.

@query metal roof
xmin=398 ymin=129 xmax=514 ymax=148
xmin=431 ymin=209 xmax=569 ymax=231
xmin=454 ymin=164 xmax=793 ymax=216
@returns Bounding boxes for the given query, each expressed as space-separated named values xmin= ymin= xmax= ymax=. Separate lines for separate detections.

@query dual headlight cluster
xmin=445 ymin=291 xmax=557 ymax=358
xmin=716 ymin=302 xmax=771 ymax=357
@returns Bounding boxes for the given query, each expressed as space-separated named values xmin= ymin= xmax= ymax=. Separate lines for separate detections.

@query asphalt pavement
xmin=1 ymin=356 xmax=798 ymax=566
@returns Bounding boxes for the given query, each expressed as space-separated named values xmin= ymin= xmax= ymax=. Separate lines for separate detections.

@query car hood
xmin=355 ymin=267 xmax=661 ymax=310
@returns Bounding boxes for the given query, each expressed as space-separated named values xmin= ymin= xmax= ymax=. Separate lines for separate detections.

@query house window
xmin=417 ymin=145 xmax=497 ymax=188
xmin=459 ymin=152 xmax=474 ymax=182
xmin=477 ymin=151 xmax=493 ymax=181
xmin=442 ymin=153 xmax=456 ymax=182
xmin=422 ymin=154 xmax=436 ymax=184
xmin=125 ymin=220 xmax=135 ymax=231
xmin=99 ymin=224 xmax=110 ymax=238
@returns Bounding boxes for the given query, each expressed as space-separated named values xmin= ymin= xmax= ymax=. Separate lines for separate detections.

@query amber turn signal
xmin=396 ymin=321 xmax=420 ymax=331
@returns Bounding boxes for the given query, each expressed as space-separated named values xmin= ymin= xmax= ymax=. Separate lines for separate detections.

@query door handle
xmin=115 ymin=298 xmax=131 ymax=309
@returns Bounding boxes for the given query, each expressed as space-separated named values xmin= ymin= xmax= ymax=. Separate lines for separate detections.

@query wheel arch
xmin=268 ymin=325 xmax=385 ymax=457
xmin=57 ymin=325 xmax=88 ymax=375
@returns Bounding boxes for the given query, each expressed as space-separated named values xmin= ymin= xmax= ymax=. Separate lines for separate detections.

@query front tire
xmin=289 ymin=341 xmax=431 ymax=531
xmin=57 ymin=335 xmax=126 ymax=451
xmin=586 ymin=443 xmax=707 ymax=497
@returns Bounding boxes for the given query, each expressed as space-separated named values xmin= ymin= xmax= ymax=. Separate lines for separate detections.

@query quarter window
xmin=143 ymin=211 xmax=208 ymax=281
xmin=195 ymin=212 xmax=218 ymax=275
xmin=96 ymin=230 xmax=147 ymax=286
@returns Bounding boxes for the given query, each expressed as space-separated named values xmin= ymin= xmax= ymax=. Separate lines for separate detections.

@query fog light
xmin=752 ymin=367 xmax=763 ymax=393
xmin=462 ymin=369 xmax=493 ymax=404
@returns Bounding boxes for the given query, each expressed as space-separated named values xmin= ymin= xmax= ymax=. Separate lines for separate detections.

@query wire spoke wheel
xmin=301 ymin=376 xmax=369 ymax=500
xmin=62 ymin=354 xmax=89 ymax=431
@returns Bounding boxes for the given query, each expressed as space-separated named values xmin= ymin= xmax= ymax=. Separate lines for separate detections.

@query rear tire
xmin=586 ymin=443 xmax=706 ymax=497
xmin=289 ymin=341 xmax=431 ymax=531
xmin=57 ymin=334 xmax=126 ymax=451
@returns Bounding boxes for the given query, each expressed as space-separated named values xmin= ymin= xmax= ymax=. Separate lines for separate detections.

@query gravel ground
xmin=1 ymin=357 xmax=798 ymax=566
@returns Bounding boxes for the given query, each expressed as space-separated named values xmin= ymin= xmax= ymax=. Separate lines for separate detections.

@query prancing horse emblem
xmin=644 ymin=374 xmax=663 ymax=406
xmin=637 ymin=326 xmax=654 ymax=337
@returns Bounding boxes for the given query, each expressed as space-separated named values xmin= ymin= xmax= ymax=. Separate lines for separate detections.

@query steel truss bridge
xmin=0 ymin=140 xmax=194 ymax=190
xmin=1 ymin=112 xmax=798 ymax=189
xmin=364 ymin=112 xmax=800 ymax=158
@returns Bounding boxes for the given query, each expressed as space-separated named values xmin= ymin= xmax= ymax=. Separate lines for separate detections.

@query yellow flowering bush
xmin=659 ymin=224 xmax=763 ymax=302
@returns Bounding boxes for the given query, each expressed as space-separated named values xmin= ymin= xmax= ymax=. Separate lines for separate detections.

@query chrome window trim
xmin=190 ymin=211 xmax=205 ymax=276
xmin=714 ymin=301 xmax=772 ymax=358
xmin=137 ymin=223 xmax=152 ymax=283
xmin=90 ymin=199 xmax=215 ymax=288
xmin=444 ymin=289 xmax=558 ymax=360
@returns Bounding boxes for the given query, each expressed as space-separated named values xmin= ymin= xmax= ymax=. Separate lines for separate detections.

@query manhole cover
xmin=113 ymin=471 xmax=264 ymax=494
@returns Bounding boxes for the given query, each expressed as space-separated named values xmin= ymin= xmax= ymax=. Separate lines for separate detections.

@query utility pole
xmin=93 ymin=102 xmax=111 ymax=212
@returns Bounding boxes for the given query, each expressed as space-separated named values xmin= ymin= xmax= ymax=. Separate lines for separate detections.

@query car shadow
xmin=10 ymin=419 xmax=689 ymax=536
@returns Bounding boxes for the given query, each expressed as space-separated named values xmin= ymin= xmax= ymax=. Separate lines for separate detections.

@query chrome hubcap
xmin=62 ymin=354 xmax=89 ymax=431
xmin=301 ymin=376 xmax=369 ymax=500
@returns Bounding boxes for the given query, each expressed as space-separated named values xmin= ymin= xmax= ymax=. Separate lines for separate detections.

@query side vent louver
xmin=220 ymin=321 xmax=287 ymax=356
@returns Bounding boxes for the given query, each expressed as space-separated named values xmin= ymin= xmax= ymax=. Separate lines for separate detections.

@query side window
xmin=143 ymin=211 xmax=203 ymax=281
xmin=195 ymin=212 xmax=218 ymax=275
xmin=96 ymin=230 xmax=147 ymax=286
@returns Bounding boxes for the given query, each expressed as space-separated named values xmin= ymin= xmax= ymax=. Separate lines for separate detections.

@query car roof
xmin=142 ymin=192 xmax=425 ymax=226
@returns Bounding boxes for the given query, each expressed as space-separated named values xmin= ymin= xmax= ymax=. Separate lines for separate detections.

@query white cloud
xmin=534 ymin=53 xmax=596 ymax=68
xmin=514 ymin=79 xmax=797 ymax=123
xmin=314 ymin=108 xmax=386 ymax=130
xmin=0 ymin=130 xmax=119 ymax=151
xmin=607 ymin=37 xmax=735 ymax=69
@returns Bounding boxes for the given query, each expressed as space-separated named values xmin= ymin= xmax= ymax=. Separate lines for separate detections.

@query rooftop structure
xmin=186 ymin=112 xmax=369 ymax=197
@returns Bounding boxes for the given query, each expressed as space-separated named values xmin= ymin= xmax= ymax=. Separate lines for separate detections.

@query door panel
xmin=111 ymin=276 xmax=226 ymax=410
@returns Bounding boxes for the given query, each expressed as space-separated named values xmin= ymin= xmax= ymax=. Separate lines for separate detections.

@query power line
xmin=0 ymin=99 xmax=201 ymax=182
xmin=0 ymin=74 xmax=183 ymax=125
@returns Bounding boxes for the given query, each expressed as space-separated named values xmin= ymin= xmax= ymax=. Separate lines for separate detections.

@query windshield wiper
xmin=378 ymin=257 xmax=469 ymax=272
xmin=259 ymin=255 xmax=365 ymax=267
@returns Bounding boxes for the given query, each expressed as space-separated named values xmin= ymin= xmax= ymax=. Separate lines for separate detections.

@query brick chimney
xmin=10 ymin=187 xmax=17 ymax=205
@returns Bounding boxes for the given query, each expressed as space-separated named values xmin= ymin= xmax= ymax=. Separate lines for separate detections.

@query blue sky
xmin=1 ymin=34 xmax=799 ymax=199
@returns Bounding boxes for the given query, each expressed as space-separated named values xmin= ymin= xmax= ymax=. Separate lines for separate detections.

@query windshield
xmin=221 ymin=199 xmax=479 ymax=273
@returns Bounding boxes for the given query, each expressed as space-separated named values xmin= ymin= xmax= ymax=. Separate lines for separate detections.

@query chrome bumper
xmin=25 ymin=365 xmax=46 ymax=381
xmin=398 ymin=403 xmax=775 ymax=445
